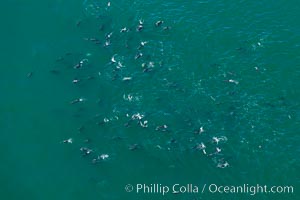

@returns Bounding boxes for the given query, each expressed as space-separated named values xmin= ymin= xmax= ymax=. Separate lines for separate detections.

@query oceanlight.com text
xmin=208 ymin=184 xmax=294 ymax=195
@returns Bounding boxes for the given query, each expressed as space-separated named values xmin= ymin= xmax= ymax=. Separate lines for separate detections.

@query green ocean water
xmin=0 ymin=0 xmax=299 ymax=199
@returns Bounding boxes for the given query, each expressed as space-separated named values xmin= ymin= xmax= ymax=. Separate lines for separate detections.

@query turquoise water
xmin=0 ymin=0 xmax=299 ymax=199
